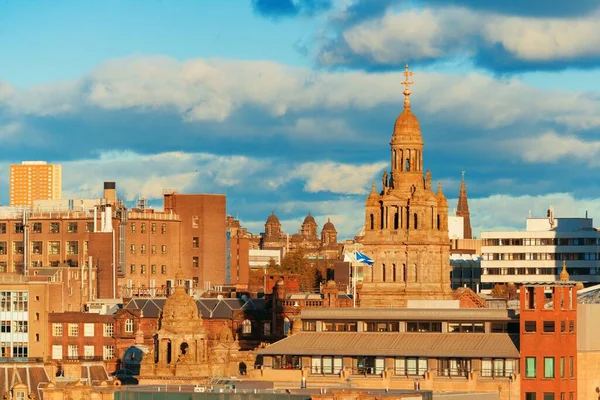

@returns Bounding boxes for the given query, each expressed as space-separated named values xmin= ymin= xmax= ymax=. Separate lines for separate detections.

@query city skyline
xmin=2 ymin=1 xmax=600 ymax=239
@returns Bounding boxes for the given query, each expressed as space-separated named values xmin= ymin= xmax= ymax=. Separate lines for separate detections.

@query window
xmin=0 ymin=223 xmax=5 ymax=234
xmin=161 ymin=223 xmax=166 ymax=234
xmin=569 ymin=356 xmax=574 ymax=378
xmin=130 ymin=264 xmax=135 ymax=274
xmin=525 ymin=394 xmax=536 ymax=400
xmin=68 ymin=344 xmax=78 ymax=358
xmin=192 ymin=256 xmax=199 ymax=268
xmin=48 ymin=241 xmax=60 ymax=255
xmin=161 ymin=265 xmax=167 ymax=274
xmin=242 ymin=319 xmax=252 ymax=335
xmin=151 ymin=223 xmax=156 ymax=234
xmin=31 ymin=241 xmax=42 ymax=255
xmin=84 ymin=345 xmax=95 ymax=359
xmin=67 ymin=241 xmax=79 ymax=255
xmin=561 ymin=321 xmax=566 ymax=333
xmin=49 ymin=222 xmax=60 ymax=233
xmin=544 ymin=357 xmax=555 ymax=378
xmin=161 ymin=245 xmax=167 ymax=254
xmin=32 ymin=222 xmax=42 ymax=233
xmin=84 ymin=323 xmax=94 ymax=337
xmin=140 ymin=244 xmax=146 ymax=254
xmin=569 ymin=321 xmax=575 ymax=333
xmin=13 ymin=241 xmax=24 ymax=255
xmin=311 ymin=356 xmax=343 ymax=374
xmin=263 ymin=322 xmax=271 ymax=336
xmin=67 ymin=222 xmax=78 ymax=233
xmin=560 ymin=357 xmax=565 ymax=378
xmin=192 ymin=237 xmax=199 ymax=248
xmin=0 ymin=242 xmax=6 ymax=255
xmin=141 ymin=264 xmax=146 ymax=275
xmin=406 ymin=321 xmax=442 ymax=332
xmin=448 ymin=322 xmax=484 ymax=333
xmin=103 ymin=345 xmax=115 ymax=360
xmin=394 ymin=357 xmax=427 ymax=376
xmin=103 ymin=323 xmax=114 ymax=337
xmin=52 ymin=323 xmax=63 ymax=336
xmin=13 ymin=223 xmax=23 ymax=233
xmin=125 ymin=319 xmax=134 ymax=333
xmin=86 ymin=222 xmax=94 ymax=232
xmin=543 ymin=321 xmax=555 ymax=333
xmin=526 ymin=357 xmax=536 ymax=378
xmin=52 ymin=345 xmax=63 ymax=360
xmin=141 ymin=223 xmax=146 ymax=233
xmin=151 ymin=244 xmax=156 ymax=254
xmin=130 ymin=223 xmax=136 ymax=233
xmin=481 ymin=359 xmax=514 ymax=377
xmin=130 ymin=244 xmax=135 ymax=254
xmin=151 ymin=264 xmax=156 ymax=275
xmin=192 ymin=216 xmax=199 ymax=228
xmin=0 ymin=262 xmax=6 ymax=273
xmin=438 ymin=358 xmax=471 ymax=376
xmin=525 ymin=321 xmax=536 ymax=332
xmin=68 ymin=323 xmax=79 ymax=336
xmin=543 ymin=394 xmax=555 ymax=400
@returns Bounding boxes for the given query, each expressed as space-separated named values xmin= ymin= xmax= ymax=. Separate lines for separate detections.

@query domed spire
xmin=559 ymin=259 xmax=570 ymax=281
xmin=392 ymin=64 xmax=422 ymax=145
xmin=322 ymin=218 xmax=336 ymax=232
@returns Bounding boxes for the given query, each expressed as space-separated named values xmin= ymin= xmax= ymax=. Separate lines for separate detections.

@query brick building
xmin=9 ymin=161 xmax=62 ymax=207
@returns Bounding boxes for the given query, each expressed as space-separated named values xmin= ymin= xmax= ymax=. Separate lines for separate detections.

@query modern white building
xmin=249 ymin=249 xmax=281 ymax=270
xmin=480 ymin=213 xmax=600 ymax=292
xmin=448 ymin=216 xmax=465 ymax=239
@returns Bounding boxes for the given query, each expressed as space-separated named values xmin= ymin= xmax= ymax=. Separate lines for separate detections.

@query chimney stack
xmin=103 ymin=182 xmax=116 ymax=204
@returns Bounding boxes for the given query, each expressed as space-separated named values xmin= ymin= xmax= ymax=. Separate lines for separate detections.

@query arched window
xmin=283 ymin=317 xmax=291 ymax=336
xmin=392 ymin=150 xmax=396 ymax=169
xmin=370 ymin=214 xmax=374 ymax=230
xmin=406 ymin=150 xmax=411 ymax=171
xmin=402 ymin=263 xmax=407 ymax=282
xmin=414 ymin=213 xmax=418 ymax=229
xmin=242 ymin=319 xmax=252 ymax=335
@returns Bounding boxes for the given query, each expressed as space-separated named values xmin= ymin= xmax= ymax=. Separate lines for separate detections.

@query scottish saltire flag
xmin=355 ymin=251 xmax=374 ymax=266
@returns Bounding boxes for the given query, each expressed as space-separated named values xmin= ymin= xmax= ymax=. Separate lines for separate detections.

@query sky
xmin=2 ymin=0 xmax=600 ymax=239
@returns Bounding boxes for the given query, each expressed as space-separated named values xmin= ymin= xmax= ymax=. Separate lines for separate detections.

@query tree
xmin=491 ymin=283 xmax=517 ymax=300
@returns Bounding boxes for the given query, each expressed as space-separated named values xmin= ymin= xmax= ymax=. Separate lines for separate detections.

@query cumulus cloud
xmin=320 ymin=6 xmax=600 ymax=72
xmin=293 ymin=161 xmax=387 ymax=194
xmin=251 ymin=0 xmax=332 ymax=18
xmin=513 ymin=132 xmax=600 ymax=165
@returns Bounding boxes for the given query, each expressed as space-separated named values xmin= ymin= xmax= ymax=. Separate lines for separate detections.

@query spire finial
xmin=461 ymin=170 xmax=465 ymax=182
xmin=559 ymin=258 xmax=570 ymax=281
xmin=402 ymin=63 xmax=414 ymax=108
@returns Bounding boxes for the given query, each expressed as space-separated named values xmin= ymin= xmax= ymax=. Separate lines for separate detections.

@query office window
xmin=525 ymin=394 xmax=536 ymax=400
xmin=544 ymin=357 xmax=555 ymax=378
xmin=125 ymin=319 xmax=134 ymax=333
xmin=161 ymin=265 xmax=167 ymax=274
xmin=68 ymin=323 xmax=79 ymax=337
xmin=151 ymin=223 xmax=156 ymax=234
xmin=67 ymin=222 xmax=78 ymax=233
xmin=569 ymin=356 xmax=574 ymax=378
xmin=0 ymin=223 xmax=5 ymax=234
xmin=141 ymin=264 xmax=146 ymax=275
xmin=52 ymin=323 xmax=63 ymax=336
xmin=103 ymin=323 xmax=114 ymax=337
xmin=192 ymin=216 xmax=199 ymax=228
xmin=130 ymin=244 xmax=135 ymax=254
xmin=0 ymin=242 xmax=6 ymax=255
xmin=31 ymin=241 xmax=42 ymax=255
xmin=561 ymin=321 xmax=566 ymax=333
xmin=52 ymin=345 xmax=63 ymax=360
xmin=130 ymin=264 xmax=135 ymax=274
xmin=141 ymin=223 xmax=146 ymax=233
xmin=84 ymin=345 xmax=94 ymax=359
xmin=151 ymin=245 xmax=156 ymax=254
xmin=161 ymin=223 xmax=166 ymax=234
xmin=86 ymin=222 xmax=94 ymax=232
xmin=151 ymin=264 xmax=156 ymax=275
xmin=130 ymin=223 xmax=136 ymax=233
xmin=48 ymin=241 xmax=60 ymax=255
xmin=543 ymin=321 xmax=555 ymax=333
xmin=49 ymin=222 xmax=60 ymax=233
xmin=103 ymin=345 xmax=115 ymax=360
xmin=84 ymin=323 xmax=94 ymax=337
xmin=67 ymin=241 xmax=78 ymax=255
xmin=524 ymin=321 xmax=536 ymax=332
xmin=161 ymin=245 xmax=167 ymax=254
xmin=543 ymin=394 xmax=554 ymax=400
xmin=525 ymin=357 xmax=536 ymax=378
xmin=560 ymin=357 xmax=565 ymax=378
xmin=568 ymin=321 xmax=575 ymax=333
xmin=192 ymin=237 xmax=199 ymax=248
xmin=140 ymin=244 xmax=146 ymax=254
xmin=68 ymin=344 xmax=78 ymax=358
xmin=263 ymin=322 xmax=271 ymax=336
xmin=13 ymin=222 xmax=24 ymax=233
xmin=192 ymin=257 xmax=199 ymax=268
xmin=242 ymin=319 xmax=252 ymax=335
xmin=32 ymin=222 xmax=42 ymax=233
xmin=84 ymin=241 xmax=88 ymax=254
xmin=13 ymin=241 xmax=24 ymax=255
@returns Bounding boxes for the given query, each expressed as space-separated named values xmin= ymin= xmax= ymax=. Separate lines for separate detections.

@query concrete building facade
xmin=9 ymin=161 xmax=62 ymax=207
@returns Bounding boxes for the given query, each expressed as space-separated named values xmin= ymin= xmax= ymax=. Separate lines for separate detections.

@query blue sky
xmin=2 ymin=0 xmax=600 ymax=238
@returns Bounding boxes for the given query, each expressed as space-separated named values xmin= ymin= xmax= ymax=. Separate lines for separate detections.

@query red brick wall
xmin=519 ymin=285 xmax=578 ymax=400
xmin=230 ymin=236 xmax=250 ymax=287
xmin=88 ymin=232 xmax=115 ymax=299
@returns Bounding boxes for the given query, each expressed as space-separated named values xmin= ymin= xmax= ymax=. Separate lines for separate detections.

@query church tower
xmin=358 ymin=65 xmax=453 ymax=307
xmin=456 ymin=172 xmax=473 ymax=239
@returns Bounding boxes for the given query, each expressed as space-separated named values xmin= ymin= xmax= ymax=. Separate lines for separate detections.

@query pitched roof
xmin=257 ymin=332 xmax=519 ymax=358
xmin=124 ymin=297 xmax=268 ymax=319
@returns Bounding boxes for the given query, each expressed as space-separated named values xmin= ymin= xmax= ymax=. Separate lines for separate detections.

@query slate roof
xmin=257 ymin=332 xmax=520 ymax=358
xmin=124 ymin=297 xmax=268 ymax=319
xmin=0 ymin=364 xmax=50 ymax=399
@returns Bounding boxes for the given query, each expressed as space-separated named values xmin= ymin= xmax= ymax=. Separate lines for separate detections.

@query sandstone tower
xmin=357 ymin=65 xmax=453 ymax=307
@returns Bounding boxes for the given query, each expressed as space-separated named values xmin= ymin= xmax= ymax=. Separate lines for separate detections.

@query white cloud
xmin=513 ymin=131 xmax=600 ymax=164
xmin=293 ymin=161 xmax=387 ymax=194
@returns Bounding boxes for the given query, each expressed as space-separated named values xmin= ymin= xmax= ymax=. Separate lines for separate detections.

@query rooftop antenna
xmin=528 ymin=210 xmax=532 ymax=218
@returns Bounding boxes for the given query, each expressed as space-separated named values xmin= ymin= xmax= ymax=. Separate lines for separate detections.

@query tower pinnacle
xmin=456 ymin=171 xmax=473 ymax=239
xmin=402 ymin=64 xmax=414 ymax=109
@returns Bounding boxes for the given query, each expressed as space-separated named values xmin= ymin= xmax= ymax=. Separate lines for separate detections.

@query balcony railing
xmin=0 ymin=357 xmax=43 ymax=363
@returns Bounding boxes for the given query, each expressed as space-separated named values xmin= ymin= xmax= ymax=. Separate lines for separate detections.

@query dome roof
xmin=303 ymin=213 xmax=316 ymax=225
xmin=161 ymin=269 xmax=200 ymax=322
xmin=266 ymin=212 xmax=280 ymax=224
xmin=322 ymin=218 xmax=336 ymax=232
xmin=393 ymin=108 xmax=422 ymax=143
